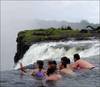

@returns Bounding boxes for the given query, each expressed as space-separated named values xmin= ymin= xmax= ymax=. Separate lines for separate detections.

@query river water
xmin=0 ymin=55 xmax=100 ymax=87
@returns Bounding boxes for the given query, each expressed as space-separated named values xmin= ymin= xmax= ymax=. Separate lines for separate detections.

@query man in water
xmin=46 ymin=60 xmax=62 ymax=81
xmin=72 ymin=54 xmax=95 ymax=70
xmin=59 ymin=57 xmax=75 ymax=76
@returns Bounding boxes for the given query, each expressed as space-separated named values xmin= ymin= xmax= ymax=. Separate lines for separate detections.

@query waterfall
xmin=15 ymin=40 xmax=100 ymax=69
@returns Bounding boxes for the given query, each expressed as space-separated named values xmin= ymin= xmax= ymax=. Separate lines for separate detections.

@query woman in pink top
xmin=72 ymin=54 xmax=95 ymax=70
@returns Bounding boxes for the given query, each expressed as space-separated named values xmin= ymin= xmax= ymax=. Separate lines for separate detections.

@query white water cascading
xmin=15 ymin=40 xmax=100 ymax=69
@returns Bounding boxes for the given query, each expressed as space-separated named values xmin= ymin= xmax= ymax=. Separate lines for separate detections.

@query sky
xmin=1 ymin=0 xmax=99 ymax=71
xmin=1 ymin=0 xmax=99 ymax=23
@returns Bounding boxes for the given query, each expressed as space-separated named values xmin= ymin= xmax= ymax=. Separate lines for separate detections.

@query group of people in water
xmin=20 ymin=54 xmax=95 ymax=81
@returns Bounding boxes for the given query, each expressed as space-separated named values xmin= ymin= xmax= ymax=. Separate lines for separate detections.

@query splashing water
xmin=15 ymin=40 xmax=100 ymax=69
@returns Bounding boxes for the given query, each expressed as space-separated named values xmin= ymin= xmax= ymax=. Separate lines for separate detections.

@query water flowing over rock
xmin=14 ymin=28 xmax=100 ymax=64
xmin=15 ymin=40 xmax=100 ymax=69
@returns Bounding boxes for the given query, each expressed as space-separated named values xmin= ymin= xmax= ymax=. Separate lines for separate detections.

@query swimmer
xmin=31 ymin=60 xmax=46 ymax=79
xmin=60 ymin=57 xmax=75 ymax=76
xmin=72 ymin=54 xmax=95 ymax=70
xmin=46 ymin=60 xmax=62 ymax=81
xmin=20 ymin=60 xmax=46 ymax=78
xmin=59 ymin=57 xmax=73 ymax=70
xmin=31 ymin=60 xmax=47 ymax=87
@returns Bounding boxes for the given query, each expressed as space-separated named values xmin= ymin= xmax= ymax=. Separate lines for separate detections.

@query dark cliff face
xmin=14 ymin=35 xmax=31 ymax=63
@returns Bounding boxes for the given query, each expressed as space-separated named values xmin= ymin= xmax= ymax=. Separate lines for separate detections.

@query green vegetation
xmin=14 ymin=26 xmax=100 ymax=63
xmin=17 ymin=26 xmax=100 ymax=44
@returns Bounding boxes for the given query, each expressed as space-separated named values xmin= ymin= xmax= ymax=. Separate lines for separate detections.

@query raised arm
xmin=20 ymin=63 xmax=27 ymax=73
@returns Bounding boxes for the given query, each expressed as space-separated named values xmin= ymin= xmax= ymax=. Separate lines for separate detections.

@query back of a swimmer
xmin=72 ymin=54 xmax=95 ymax=70
xmin=32 ymin=60 xmax=46 ymax=78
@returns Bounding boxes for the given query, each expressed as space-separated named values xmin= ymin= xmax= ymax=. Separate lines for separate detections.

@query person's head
xmin=37 ymin=60 xmax=44 ymax=71
xmin=48 ymin=60 xmax=57 ymax=69
xmin=47 ymin=60 xmax=57 ymax=76
xmin=61 ymin=58 xmax=70 ymax=68
xmin=74 ymin=54 xmax=80 ymax=62
xmin=61 ymin=57 xmax=70 ymax=63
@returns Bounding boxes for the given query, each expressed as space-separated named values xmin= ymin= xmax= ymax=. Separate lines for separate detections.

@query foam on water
xmin=15 ymin=40 xmax=100 ymax=69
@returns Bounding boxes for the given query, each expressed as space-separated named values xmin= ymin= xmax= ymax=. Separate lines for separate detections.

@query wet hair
xmin=74 ymin=54 xmax=80 ymax=60
xmin=37 ymin=60 xmax=44 ymax=71
xmin=61 ymin=57 xmax=68 ymax=62
xmin=61 ymin=57 xmax=70 ymax=64
xmin=52 ymin=60 xmax=57 ymax=65
xmin=47 ymin=60 xmax=57 ymax=76
xmin=61 ymin=58 xmax=70 ymax=68
xmin=48 ymin=60 xmax=57 ymax=65
xmin=47 ymin=65 xmax=57 ymax=76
